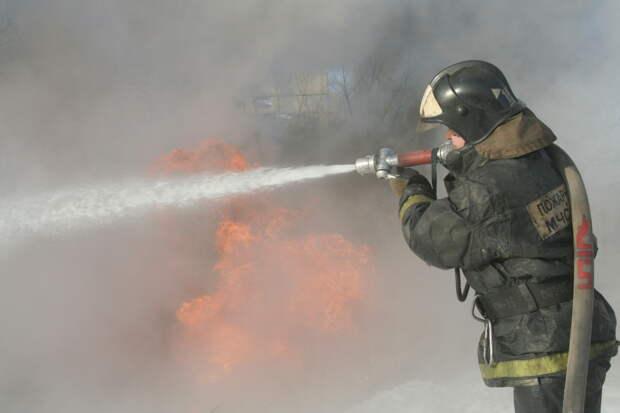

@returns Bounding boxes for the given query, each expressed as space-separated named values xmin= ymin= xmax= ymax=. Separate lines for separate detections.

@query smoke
xmin=1 ymin=1 xmax=619 ymax=412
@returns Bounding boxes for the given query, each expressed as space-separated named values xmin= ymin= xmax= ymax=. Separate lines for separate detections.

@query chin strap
xmin=433 ymin=146 xmax=471 ymax=303
xmin=431 ymin=148 xmax=438 ymax=199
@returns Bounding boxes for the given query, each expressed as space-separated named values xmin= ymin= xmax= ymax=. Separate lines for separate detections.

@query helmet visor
xmin=417 ymin=84 xmax=443 ymax=132
xmin=419 ymin=84 xmax=442 ymax=118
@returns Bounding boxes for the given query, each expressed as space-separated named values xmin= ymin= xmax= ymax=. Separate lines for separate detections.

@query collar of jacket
xmin=473 ymin=108 xmax=557 ymax=160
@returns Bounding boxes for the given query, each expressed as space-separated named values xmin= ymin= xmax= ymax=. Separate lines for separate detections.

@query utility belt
xmin=471 ymin=278 xmax=573 ymax=366
xmin=477 ymin=279 xmax=573 ymax=321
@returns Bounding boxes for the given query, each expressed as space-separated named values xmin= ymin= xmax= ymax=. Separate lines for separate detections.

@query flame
xmin=157 ymin=139 xmax=371 ymax=381
xmin=288 ymin=234 xmax=368 ymax=331
xmin=152 ymin=139 xmax=253 ymax=174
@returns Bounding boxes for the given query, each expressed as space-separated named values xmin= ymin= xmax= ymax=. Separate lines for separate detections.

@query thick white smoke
xmin=0 ymin=1 xmax=619 ymax=412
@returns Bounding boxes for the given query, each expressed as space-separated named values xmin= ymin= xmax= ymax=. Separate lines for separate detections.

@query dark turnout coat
xmin=399 ymin=109 xmax=617 ymax=387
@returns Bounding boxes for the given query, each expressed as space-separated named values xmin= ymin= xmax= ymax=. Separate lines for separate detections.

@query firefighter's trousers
xmin=513 ymin=358 xmax=611 ymax=413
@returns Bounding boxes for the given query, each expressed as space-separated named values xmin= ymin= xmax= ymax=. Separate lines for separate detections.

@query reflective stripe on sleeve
xmin=399 ymin=194 xmax=433 ymax=221
xmin=479 ymin=340 xmax=618 ymax=380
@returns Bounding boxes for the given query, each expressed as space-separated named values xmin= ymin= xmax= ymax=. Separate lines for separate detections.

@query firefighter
xmin=394 ymin=60 xmax=617 ymax=412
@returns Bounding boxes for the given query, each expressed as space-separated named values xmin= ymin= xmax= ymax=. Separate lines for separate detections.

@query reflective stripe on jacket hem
xmin=479 ymin=340 xmax=618 ymax=381
xmin=399 ymin=194 xmax=433 ymax=221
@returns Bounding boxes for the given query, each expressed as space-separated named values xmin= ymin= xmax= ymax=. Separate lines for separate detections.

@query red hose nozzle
xmin=397 ymin=149 xmax=433 ymax=167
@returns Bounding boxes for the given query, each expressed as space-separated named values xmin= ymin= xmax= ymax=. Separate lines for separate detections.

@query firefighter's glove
xmin=388 ymin=167 xmax=420 ymax=197
xmin=398 ymin=173 xmax=435 ymax=210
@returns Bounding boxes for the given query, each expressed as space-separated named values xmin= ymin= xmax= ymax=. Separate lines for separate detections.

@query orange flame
xmin=156 ymin=139 xmax=371 ymax=381
xmin=152 ymin=139 xmax=253 ymax=174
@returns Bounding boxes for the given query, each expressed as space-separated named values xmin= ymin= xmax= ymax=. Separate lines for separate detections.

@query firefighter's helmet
xmin=418 ymin=60 xmax=525 ymax=144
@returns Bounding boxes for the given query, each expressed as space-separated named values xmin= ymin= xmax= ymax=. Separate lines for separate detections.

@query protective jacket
xmin=399 ymin=109 xmax=617 ymax=387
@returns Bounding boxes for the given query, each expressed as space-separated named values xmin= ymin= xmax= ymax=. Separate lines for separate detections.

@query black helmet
xmin=418 ymin=60 xmax=525 ymax=144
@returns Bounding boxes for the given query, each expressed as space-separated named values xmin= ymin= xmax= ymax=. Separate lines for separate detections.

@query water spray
xmin=0 ymin=164 xmax=355 ymax=244
xmin=1 ymin=140 xmax=457 ymax=246
xmin=0 ymin=139 xmax=459 ymax=245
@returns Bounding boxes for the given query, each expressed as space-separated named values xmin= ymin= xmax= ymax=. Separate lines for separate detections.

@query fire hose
xmin=355 ymin=143 xmax=594 ymax=413
xmin=546 ymin=144 xmax=594 ymax=413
